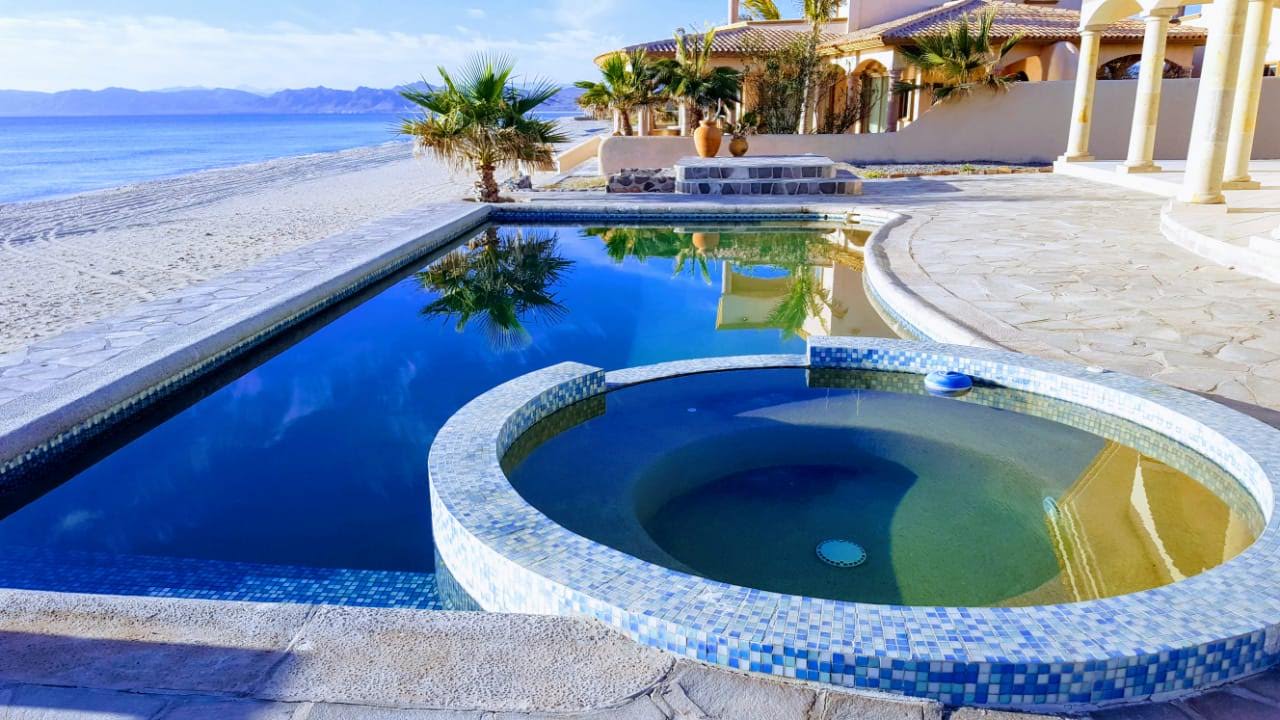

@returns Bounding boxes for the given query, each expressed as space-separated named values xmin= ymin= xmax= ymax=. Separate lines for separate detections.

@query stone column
xmin=1059 ymin=26 xmax=1105 ymax=162
xmin=1222 ymin=0 xmax=1275 ymax=189
xmin=910 ymin=69 xmax=929 ymax=124
xmin=1179 ymin=0 xmax=1251 ymax=204
xmin=637 ymin=106 xmax=649 ymax=137
xmin=886 ymin=69 xmax=903 ymax=132
xmin=1119 ymin=9 xmax=1176 ymax=173
xmin=678 ymin=104 xmax=690 ymax=136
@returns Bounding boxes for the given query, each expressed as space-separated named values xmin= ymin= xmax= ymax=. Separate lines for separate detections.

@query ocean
xmin=0 ymin=112 xmax=579 ymax=204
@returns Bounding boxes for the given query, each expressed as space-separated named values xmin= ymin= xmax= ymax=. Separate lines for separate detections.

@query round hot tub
xmin=429 ymin=338 xmax=1280 ymax=711
xmin=503 ymin=367 xmax=1261 ymax=609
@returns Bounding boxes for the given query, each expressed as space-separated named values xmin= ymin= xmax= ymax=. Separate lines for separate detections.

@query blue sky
xmin=0 ymin=1 xmax=734 ymax=92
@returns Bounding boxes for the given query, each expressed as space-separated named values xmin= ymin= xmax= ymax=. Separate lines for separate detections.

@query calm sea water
xmin=0 ymin=112 xmax=577 ymax=204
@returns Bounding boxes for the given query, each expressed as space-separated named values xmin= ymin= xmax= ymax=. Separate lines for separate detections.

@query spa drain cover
xmin=816 ymin=540 xmax=867 ymax=568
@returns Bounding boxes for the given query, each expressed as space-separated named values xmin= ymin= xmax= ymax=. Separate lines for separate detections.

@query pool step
xmin=675 ymin=176 xmax=861 ymax=196
xmin=674 ymin=155 xmax=861 ymax=197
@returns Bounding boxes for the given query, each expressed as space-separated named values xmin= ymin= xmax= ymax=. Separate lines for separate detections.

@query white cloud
xmin=0 ymin=13 xmax=623 ymax=91
xmin=552 ymin=0 xmax=622 ymax=30
xmin=466 ymin=8 xmax=486 ymax=18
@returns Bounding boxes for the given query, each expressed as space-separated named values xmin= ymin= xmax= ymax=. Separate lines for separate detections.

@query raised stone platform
xmin=674 ymin=155 xmax=861 ymax=197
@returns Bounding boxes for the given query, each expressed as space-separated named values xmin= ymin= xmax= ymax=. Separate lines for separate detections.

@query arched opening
xmin=1096 ymin=54 xmax=1191 ymax=79
xmin=1079 ymin=0 xmax=1143 ymax=29
xmin=853 ymin=60 xmax=891 ymax=133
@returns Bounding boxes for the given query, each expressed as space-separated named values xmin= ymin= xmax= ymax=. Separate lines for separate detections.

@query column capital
xmin=1078 ymin=24 xmax=1109 ymax=35
xmin=1141 ymin=7 xmax=1179 ymax=20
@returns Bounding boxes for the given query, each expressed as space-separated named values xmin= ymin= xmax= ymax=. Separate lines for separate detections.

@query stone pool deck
xmin=860 ymin=173 xmax=1280 ymax=415
xmin=0 ymin=588 xmax=953 ymax=720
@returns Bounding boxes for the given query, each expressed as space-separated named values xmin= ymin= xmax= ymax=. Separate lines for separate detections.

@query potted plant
xmin=724 ymin=111 xmax=760 ymax=157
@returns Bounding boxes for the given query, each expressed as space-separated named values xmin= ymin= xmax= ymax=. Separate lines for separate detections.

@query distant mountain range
xmin=0 ymin=85 xmax=587 ymax=117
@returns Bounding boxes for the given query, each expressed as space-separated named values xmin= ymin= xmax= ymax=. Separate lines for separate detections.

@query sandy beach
xmin=0 ymin=119 xmax=606 ymax=354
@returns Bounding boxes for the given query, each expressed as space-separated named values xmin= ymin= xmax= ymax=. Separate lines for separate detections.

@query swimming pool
xmin=0 ymin=221 xmax=887 ymax=607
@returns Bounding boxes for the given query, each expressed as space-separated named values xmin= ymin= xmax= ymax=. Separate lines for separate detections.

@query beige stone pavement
xmin=864 ymin=172 xmax=1280 ymax=414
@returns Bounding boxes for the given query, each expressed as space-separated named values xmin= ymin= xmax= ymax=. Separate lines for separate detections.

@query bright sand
xmin=0 ymin=120 xmax=606 ymax=354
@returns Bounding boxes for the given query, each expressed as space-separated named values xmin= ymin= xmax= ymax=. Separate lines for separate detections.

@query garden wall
xmin=598 ymin=77 xmax=1280 ymax=173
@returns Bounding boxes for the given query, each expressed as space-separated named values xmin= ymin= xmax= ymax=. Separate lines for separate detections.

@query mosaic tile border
xmin=429 ymin=338 xmax=1280 ymax=711
xmin=0 ymin=545 xmax=440 ymax=609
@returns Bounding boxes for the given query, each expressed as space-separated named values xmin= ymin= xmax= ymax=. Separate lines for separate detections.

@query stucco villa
xmin=609 ymin=0 xmax=1209 ymax=134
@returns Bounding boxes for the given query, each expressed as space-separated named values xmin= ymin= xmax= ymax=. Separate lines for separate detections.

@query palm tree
xmin=796 ymin=0 xmax=843 ymax=134
xmin=417 ymin=228 xmax=574 ymax=352
xmin=658 ymin=28 xmax=743 ymax=129
xmin=589 ymin=226 xmax=683 ymax=263
xmin=400 ymin=54 xmax=569 ymax=203
xmin=893 ymin=9 xmax=1024 ymax=103
xmin=673 ymin=241 xmax=715 ymax=284
xmin=575 ymin=50 xmax=664 ymax=136
xmin=742 ymin=0 xmax=782 ymax=20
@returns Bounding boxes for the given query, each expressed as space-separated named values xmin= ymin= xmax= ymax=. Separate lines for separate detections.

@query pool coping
xmin=429 ymin=336 xmax=1280 ymax=711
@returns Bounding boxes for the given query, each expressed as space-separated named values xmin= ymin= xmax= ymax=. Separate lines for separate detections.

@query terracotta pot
xmin=693 ymin=120 xmax=723 ymax=158
xmin=691 ymin=232 xmax=720 ymax=251
xmin=729 ymin=135 xmax=749 ymax=157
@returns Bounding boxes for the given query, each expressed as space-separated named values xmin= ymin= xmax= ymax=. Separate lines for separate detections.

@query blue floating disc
xmin=924 ymin=370 xmax=973 ymax=397
xmin=816 ymin=539 xmax=867 ymax=568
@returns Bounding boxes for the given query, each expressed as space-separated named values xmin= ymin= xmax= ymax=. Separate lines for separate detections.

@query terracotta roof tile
xmin=825 ymin=0 xmax=1206 ymax=50
xmin=619 ymin=24 xmax=842 ymax=57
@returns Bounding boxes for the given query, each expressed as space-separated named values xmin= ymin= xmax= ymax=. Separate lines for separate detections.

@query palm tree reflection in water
xmin=417 ymin=227 xmax=574 ymax=352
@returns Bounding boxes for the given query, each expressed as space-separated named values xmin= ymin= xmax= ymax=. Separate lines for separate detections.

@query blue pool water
xmin=0 ymin=224 xmax=888 ymax=587
xmin=507 ymin=368 xmax=1263 ymax=607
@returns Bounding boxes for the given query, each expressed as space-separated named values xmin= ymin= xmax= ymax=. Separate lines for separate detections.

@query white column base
xmin=1057 ymin=154 xmax=1096 ymax=163
xmin=1223 ymin=180 xmax=1262 ymax=190
xmin=1177 ymin=190 xmax=1227 ymax=204
xmin=1117 ymin=163 xmax=1163 ymax=174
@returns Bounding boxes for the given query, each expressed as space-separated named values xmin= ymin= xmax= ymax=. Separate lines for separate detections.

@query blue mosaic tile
xmin=0 ymin=545 xmax=440 ymax=609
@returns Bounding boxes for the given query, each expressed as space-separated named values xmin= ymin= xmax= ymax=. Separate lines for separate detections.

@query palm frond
xmin=742 ymin=0 xmax=782 ymax=20
xmin=895 ymin=8 xmax=1024 ymax=103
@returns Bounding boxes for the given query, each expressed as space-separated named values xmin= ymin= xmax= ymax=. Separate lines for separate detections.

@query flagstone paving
xmin=861 ymin=173 xmax=1280 ymax=412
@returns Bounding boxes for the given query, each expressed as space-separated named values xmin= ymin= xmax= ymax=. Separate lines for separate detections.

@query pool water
xmin=506 ymin=369 xmax=1262 ymax=607
xmin=0 ymin=223 xmax=886 ymax=580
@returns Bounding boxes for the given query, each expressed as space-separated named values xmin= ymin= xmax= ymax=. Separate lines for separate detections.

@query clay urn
xmin=693 ymin=119 xmax=723 ymax=158
xmin=729 ymin=135 xmax=749 ymax=157
xmin=691 ymin=232 xmax=720 ymax=252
